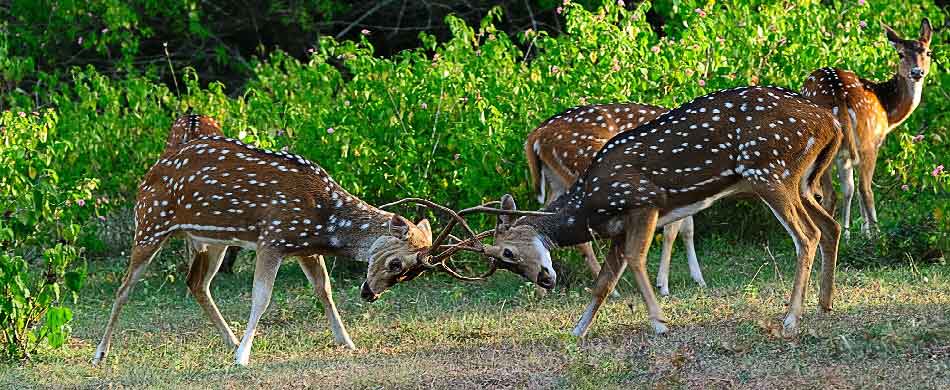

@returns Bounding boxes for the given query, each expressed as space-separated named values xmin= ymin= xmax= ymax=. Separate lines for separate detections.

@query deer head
xmin=360 ymin=215 xmax=433 ymax=301
xmin=483 ymin=195 xmax=556 ymax=289
xmin=884 ymin=19 xmax=933 ymax=82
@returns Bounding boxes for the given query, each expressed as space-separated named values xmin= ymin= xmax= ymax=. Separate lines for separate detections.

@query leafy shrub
xmin=0 ymin=110 xmax=92 ymax=360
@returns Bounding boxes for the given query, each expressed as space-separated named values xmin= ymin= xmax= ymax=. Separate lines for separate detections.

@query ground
xmin=2 ymin=215 xmax=948 ymax=389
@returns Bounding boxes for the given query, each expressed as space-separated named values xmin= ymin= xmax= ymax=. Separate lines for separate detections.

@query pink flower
xmin=101 ymin=28 xmax=109 ymax=33
xmin=361 ymin=29 xmax=371 ymax=36
xmin=933 ymin=165 xmax=945 ymax=177
xmin=858 ymin=0 xmax=865 ymax=5
xmin=76 ymin=199 xmax=86 ymax=207
xmin=420 ymin=102 xmax=428 ymax=109
xmin=18 ymin=111 xmax=26 ymax=117
xmin=698 ymin=79 xmax=706 ymax=87
xmin=550 ymin=65 xmax=560 ymax=74
xmin=556 ymin=6 xmax=563 ymax=14
xmin=326 ymin=127 xmax=335 ymax=134
xmin=77 ymin=37 xmax=83 ymax=45
xmin=612 ymin=63 xmax=621 ymax=72
xmin=617 ymin=0 xmax=625 ymax=6
xmin=859 ymin=20 xmax=867 ymax=29
xmin=912 ymin=134 xmax=924 ymax=143
xmin=695 ymin=8 xmax=706 ymax=17
xmin=901 ymin=184 xmax=910 ymax=191
xmin=716 ymin=36 xmax=725 ymax=44
xmin=453 ymin=153 xmax=461 ymax=160
xmin=98 ymin=216 xmax=107 ymax=222
xmin=307 ymin=48 xmax=315 ymax=53
xmin=651 ymin=45 xmax=661 ymax=54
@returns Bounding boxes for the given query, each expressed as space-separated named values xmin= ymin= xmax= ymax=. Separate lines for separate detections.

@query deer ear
xmin=416 ymin=219 xmax=433 ymax=243
xmin=919 ymin=18 xmax=932 ymax=46
xmin=388 ymin=215 xmax=411 ymax=240
xmin=882 ymin=23 xmax=902 ymax=47
xmin=497 ymin=194 xmax=518 ymax=227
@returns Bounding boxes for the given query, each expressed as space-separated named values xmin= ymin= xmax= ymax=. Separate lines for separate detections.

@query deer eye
xmin=388 ymin=259 xmax=403 ymax=272
xmin=926 ymin=51 xmax=933 ymax=57
xmin=503 ymin=248 xmax=514 ymax=258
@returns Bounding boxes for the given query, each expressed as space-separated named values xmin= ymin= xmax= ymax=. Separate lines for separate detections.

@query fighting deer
xmin=526 ymin=102 xmax=707 ymax=296
xmin=93 ymin=116 xmax=453 ymax=366
xmin=484 ymin=86 xmax=843 ymax=337
xmin=801 ymin=19 xmax=933 ymax=237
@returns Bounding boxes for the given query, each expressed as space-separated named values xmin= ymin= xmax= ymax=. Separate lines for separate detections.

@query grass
xmin=2 ymin=208 xmax=949 ymax=389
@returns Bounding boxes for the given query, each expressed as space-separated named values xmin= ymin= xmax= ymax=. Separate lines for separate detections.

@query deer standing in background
xmin=525 ymin=103 xmax=707 ymax=296
xmin=93 ymin=115 xmax=438 ymax=366
xmin=485 ymin=86 xmax=843 ymax=337
xmin=801 ymin=19 xmax=933 ymax=237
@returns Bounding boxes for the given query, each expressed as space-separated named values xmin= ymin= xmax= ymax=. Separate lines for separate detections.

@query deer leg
xmin=186 ymin=243 xmax=239 ymax=349
xmin=680 ymin=216 xmax=706 ymax=289
xmin=577 ymin=241 xmax=619 ymax=298
xmin=234 ymin=248 xmax=282 ymax=366
xmin=856 ymin=155 xmax=878 ymax=237
xmin=577 ymin=242 xmax=601 ymax=276
xmin=571 ymin=241 xmax=625 ymax=337
xmin=622 ymin=208 xmax=668 ymax=335
xmin=298 ymin=255 xmax=355 ymax=349
xmin=837 ymin=158 xmax=856 ymax=239
xmin=93 ymin=242 xmax=164 ymax=365
xmin=656 ymin=218 xmax=682 ymax=297
xmin=761 ymin=193 xmax=819 ymax=337
xmin=802 ymin=193 xmax=841 ymax=313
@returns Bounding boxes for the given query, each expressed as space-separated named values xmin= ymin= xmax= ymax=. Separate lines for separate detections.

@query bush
xmin=0 ymin=110 xmax=91 ymax=360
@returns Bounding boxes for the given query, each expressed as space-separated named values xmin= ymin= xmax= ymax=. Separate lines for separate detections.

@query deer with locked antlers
xmin=526 ymin=102 xmax=708 ymax=296
xmin=801 ymin=19 xmax=933 ymax=237
xmin=93 ymin=114 xmax=465 ymax=366
xmin=483 ymin=86 xmax=843 ymax=337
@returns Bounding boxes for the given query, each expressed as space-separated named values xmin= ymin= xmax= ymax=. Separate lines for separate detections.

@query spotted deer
xmin=484 ymin=86 xmax=843 ymax=337
xmin=93 ymin=120 xmax=437 ymax=366
xmin=801 ymin=19 xmax=933 ymax=237
xmin=526 ymin=102 xmax=707 ymax=296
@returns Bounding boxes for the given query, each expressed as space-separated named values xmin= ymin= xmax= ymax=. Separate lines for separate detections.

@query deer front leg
xmin=680 ymin=216 xmax=706 ymax=288
xmin=572 ymin=241 xmax=625 ymax=337
xmin=186 ymin=243 xmax=239 ymax=349
xmin=837 ymin=158 xmax=856 ymax=239
xmin=298 ymin=255 xmax=355 ymax=349
xmin=623 ymin=208 xmax=668 ymax=335
xmin=235 ymin=248 xmax=282 ymax=366
xmin=656 ymin=219 xmax=682 ymax=297
xmin=856 ymin=155 xmax=878 ymax=237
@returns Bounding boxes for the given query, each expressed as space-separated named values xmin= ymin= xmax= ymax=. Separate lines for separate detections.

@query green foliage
xmin=0 ymin=111 xmax=92 ymax=361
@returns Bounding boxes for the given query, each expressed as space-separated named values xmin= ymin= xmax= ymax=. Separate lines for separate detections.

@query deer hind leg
xmin=856 ymin=154 xmax=878 ymax=237
xmin=760 ymin=192 xmax=819 ymax=337
xmin=802 ymin=192 xmax=841 ymax=313
xmin=234 ymin=248 xmax=283 ymax=366
xmin=680 ymin=216 xmax=706 ymax=289
xmin=621 ymin=208 xmax=667 ymax=334
xmin=656 ymin=218 xmax=682 ymax=297
xmin=572 ymin=241 xmax=625 ymax=337
xmin=836 ymin=157 xmax=856 ymax=239
xmin=186 ymin=243 xmax=239 ymax=349
xmin=298 ymin=255 xmax=355 ymax=349
xmin=93 ymin=241 xmax=165 ymax=365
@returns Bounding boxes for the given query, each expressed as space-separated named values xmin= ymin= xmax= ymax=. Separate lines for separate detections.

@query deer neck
xmin=873 ymin=72 xmax=925 ymax=132
xmin=317 ymin=203 xmax=395 ymax=261
xmin=519 ymin=198 xmax=597 ymax=249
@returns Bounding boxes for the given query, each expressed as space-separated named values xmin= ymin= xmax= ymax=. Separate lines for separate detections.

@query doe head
xmin=883 ymin=18 xmax=934 ymax=82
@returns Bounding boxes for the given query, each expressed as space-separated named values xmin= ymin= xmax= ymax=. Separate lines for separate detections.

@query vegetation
xmin=0 ymin=0 xmax=947 ymax=386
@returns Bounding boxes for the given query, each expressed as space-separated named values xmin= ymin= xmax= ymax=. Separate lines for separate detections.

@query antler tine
xmin=459 ymin=206 xmax=555 ymax=217
xmin=427 ymin=229 xmax=498 ymax=281
xmin=380 ymin=198 xmax=479 ymax=248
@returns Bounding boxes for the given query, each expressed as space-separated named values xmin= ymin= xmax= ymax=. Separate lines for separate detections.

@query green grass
xmin=2 ymin=214 xmax=948 ymax=389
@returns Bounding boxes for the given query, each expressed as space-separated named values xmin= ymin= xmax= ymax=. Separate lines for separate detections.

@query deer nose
xmin=360 ymin=281 xmax=379 ymax=302
xmin=910 ymin=67 xmax=924 ymax=80
xmin=537 ymin=268 xmax=555 ymax=290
